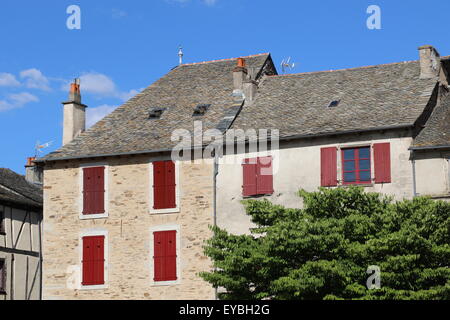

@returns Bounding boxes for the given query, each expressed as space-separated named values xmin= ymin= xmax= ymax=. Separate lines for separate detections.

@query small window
xmin=0 ymin=211 xmax=5 ymax=235
xmin=0 ymin=259 xmax=6 ymax=294
xmin=149 ymin=107 xmax=166 ymax=119
xmin=192 ymin=104 xmax=211 ymax=117
xmin=342 ymin=147 xmax=372 ymax=184
xmin=82 ymin=167 xmax=105 ymax=215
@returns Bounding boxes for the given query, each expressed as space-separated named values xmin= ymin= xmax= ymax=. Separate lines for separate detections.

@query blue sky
xmin=1 ymin=0 xmax=449 ymax=174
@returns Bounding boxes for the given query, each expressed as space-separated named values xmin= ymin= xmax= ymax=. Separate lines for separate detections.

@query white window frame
xmin=79 ymin=162 xmax=109 ymax=220
xmin=149 ymin=160 xmax=180 ymax=214
xmin=79 ymin=229 xmax=109 ymax=290
xmin=149 ymin=224 xmax=181 ymax=286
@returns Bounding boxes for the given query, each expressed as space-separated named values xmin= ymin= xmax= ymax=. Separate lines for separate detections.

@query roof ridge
xmin=180 ymin=53 xmax=270 ymax=67
xmin=270 ymin=59 xmax=419 ymax=78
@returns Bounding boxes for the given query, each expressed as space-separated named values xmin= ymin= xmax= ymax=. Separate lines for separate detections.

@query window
xmin=152 ymin=161 xmax=177 ymax=210
xmin=192 ymin=104 xmax=211 ymax=117
xmin=149 ymin=107 xmax=166 ymax=119
xmin=153 ymin=230 xmax=177 ymax=282
xmin=242 ymin=156 xmax=274 ymax=197
xmin=342 ymin=147 xmax=372 ymax=184
xmin=82 ymin=235 xmax=105 ymax=286
xmin=0 ymin=211 xmax=5 ymax=235
xmin=82 ymin=166 xmax=105 ymax=215
xmin=321 ymin=143 xmax=391 ymax=187
xmin=0 ymin=259 xmax=6 ymax=294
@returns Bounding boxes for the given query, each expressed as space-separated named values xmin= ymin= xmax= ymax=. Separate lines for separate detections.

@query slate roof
xmin=0 ymin=168 xmax=43 ymax=209
xmin=41 ymin=53 xmax=271 ymax=161
xmin=231 ymin=60 xmax=438 ymax=138
xmin=412 ymin=92 xmax=450 ymax=148
xmin=38 ymin=53 xmax=446 ymax=162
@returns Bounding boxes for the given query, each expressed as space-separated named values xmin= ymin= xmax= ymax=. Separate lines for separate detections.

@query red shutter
xmin=165 ymin=162 xmax=177 ymax=209
xmin=242 ymin=158 xmax=258 ymax=196
xmin=153 ymin=161 xmax=176 ymax=210
xmin=321 ymin=147 xmax=337 ymax=187
xmin=153 ymin=162 xmax=166 ymax=209
xmin=83 ymin=167 xmax=105 ymax=215
xmin=374 ymin=143 xmax=391 ymax=184
xmin=257 ymin=156 xmax=274 ymax=195
xmin=82 ymin=236 xmax=105 ymax=286
xmin=153 ymin=231 xmax=177 ymax=282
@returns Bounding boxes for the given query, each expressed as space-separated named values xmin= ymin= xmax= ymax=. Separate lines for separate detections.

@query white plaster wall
xmin=217 ymin=132 xmax=415 ymax=235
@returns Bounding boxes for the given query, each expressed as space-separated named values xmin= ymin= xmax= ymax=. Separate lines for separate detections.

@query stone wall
xmin=42 ymin=155 xmax=215 ymax=300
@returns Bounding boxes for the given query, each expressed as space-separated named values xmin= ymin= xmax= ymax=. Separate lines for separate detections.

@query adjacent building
xmin=36 ymin=45 xmax=449 ymax=299
xmin=0 ymin=163 xmax=43 ymax=300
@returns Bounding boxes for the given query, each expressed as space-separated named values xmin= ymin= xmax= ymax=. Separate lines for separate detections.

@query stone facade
xmin=42 ymin=155 xmax=215 ymax=300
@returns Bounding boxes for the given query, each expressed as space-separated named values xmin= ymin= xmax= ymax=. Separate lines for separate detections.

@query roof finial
xmin=178 ymin=45 xmax=184 ymax=65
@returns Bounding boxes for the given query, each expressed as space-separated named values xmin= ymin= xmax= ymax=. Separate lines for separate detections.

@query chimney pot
xmin=25 ymin=157 xmax=42 ymax=184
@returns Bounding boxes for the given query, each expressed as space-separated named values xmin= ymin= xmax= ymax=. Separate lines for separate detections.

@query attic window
xmin=149 ymin=107 xmax=166 ymax=119
xmin=327 ymin=100 xmax=340 ymax=108
xmin=193 ymin=104 xmax=211 ymax=117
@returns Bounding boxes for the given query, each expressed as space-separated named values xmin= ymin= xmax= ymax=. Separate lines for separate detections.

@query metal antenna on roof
xmin=281 ymin=57 xmax=296 ymax=74
xmin=178 ymin=46 xmax=184 ymax=65
xmin=34 ymin=140 xmax=53 ymax=157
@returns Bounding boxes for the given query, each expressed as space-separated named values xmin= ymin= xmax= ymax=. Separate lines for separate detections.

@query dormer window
xmin=149 ymin=107 xmax=166 ymax=119
xmin=327 ymin=100 xmax=340 ymax=108
xmin=192 ymin=104 xmax=211 ymax=117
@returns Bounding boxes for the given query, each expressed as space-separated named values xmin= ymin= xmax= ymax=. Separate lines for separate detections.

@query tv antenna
xmin=281 ymin=57 xmax=296 ymax=73
xmin=178 ymin=45 xmax=184 ymax=65
xmin=35 ymin=140 xmax=53 ymax=157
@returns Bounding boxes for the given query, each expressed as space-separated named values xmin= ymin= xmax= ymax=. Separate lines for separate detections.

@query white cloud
xmin=0 ymin=92 xmax=39 ymax=111
xmin=0 ymin=73 xmax=20 ymax=87
xmin=62 ymin=72 xmax=142 ymax=102
xmin=20 ymin=68 xmax=51 ymax=91
xmin=86 ymin=104 xmax=118 ymax=128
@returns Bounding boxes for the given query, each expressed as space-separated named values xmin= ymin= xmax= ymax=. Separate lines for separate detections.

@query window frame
xmin=79 ymin=163 xmax=109 ymax=220
xmin=341 ymin=146 xmax=372 ymax=185
xmin=149 ymin=160 xmax=180 ymax=214
xmin=79 ymin=229 xmax=109 ymax=290
xmin=149 ymin=225 xmax=181 ymax=286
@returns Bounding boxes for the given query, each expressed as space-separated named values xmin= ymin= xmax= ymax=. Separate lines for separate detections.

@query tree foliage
xmin=200 ymin=187 xmax=450 ymax=300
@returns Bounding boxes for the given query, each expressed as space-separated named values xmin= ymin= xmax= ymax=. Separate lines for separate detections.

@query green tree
xmin=200 ymin=187 xmax=450 ymax=300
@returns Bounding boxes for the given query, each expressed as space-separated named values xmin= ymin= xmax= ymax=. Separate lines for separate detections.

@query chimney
xmin=243 ymin=79 xmax=257 ymax=102
xmin=62 ymin=78 xmax=87 ymax=145
xmin=233 ymin=58 xmax=248 ymax=97
xmin=25 ymin=157 xmax=43 ymax=185
xmin=418 ymin=45 xmax=441 ymax=79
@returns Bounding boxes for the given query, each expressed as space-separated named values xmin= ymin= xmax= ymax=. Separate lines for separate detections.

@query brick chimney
xmin=233 ymin=58 xmax=248 ymax=97
xmin=418 ymin=45 xmax=441 ymax=79
xmin=25 ymin=157 xmax=43 ymax=185
xmin=62 ymin=79 xmax=87 ymax=145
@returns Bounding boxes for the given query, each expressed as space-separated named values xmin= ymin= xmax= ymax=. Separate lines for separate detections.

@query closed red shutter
xmin=321 ymin=147 xmax=337 ymax=187
xmin=153 ymin=231 xmax=177 ymax=282
xmin=374 ymin=143 xmax=391 ymax=183
xmin=82 ymin=236 xmax=105 ymax=286
xmin=83 ymin=167 xmax=105 ymax=214
xmin=153 ymin=161 xmax=177 ymax=210
xmin=153 ymin=162 xmax=166 ymax=209
xmin=242 ymin=158 xmax=258 ymax=196
xmin=165 ymin=162 xmax=177 ymax=209
xmin=257 ymin=156 xmax=274 ymax=195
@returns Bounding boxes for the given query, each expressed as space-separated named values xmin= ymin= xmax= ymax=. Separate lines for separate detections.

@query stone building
xmin=36 ymin=45 xmax=449 ymax=299
xmin=0 ymin=164 xmax=43 ymax=300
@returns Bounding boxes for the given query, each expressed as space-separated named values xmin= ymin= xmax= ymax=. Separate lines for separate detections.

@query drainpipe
xmin=412 ymin=154 xmax=418 ymax=198
xmin=213 ymin=151 xmax=219 ymax=300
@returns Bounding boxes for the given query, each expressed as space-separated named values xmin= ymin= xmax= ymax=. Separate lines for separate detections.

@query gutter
xmin=409 ymin=145 xmax=450 ymax=151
